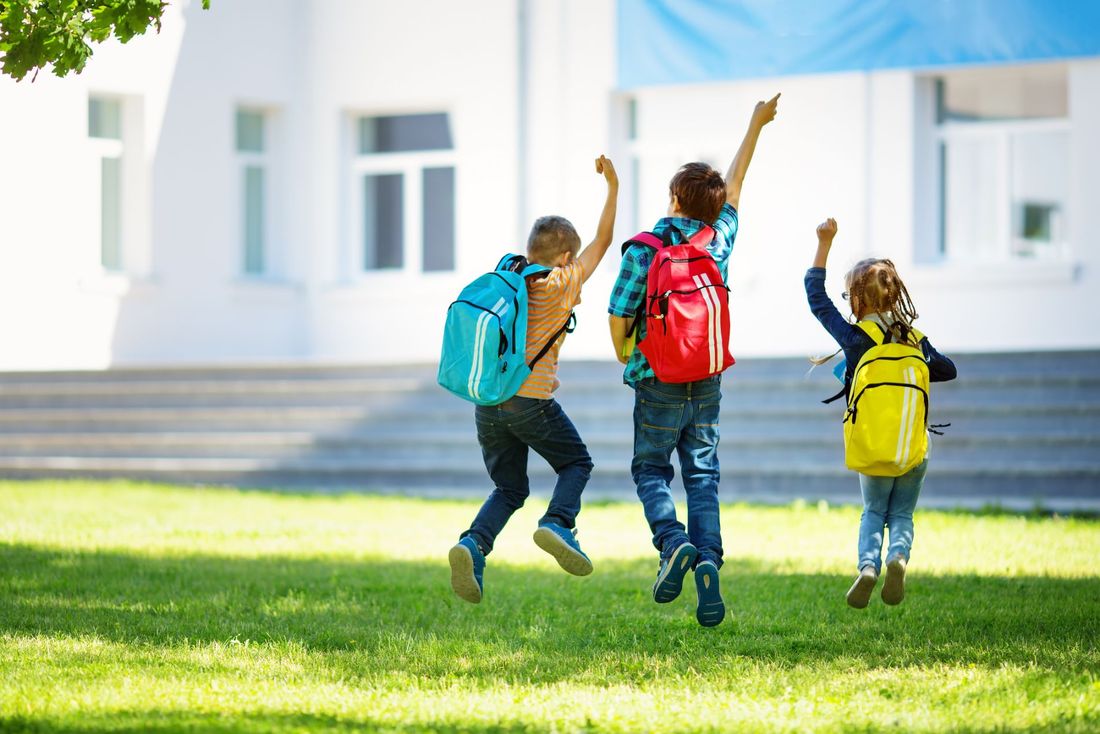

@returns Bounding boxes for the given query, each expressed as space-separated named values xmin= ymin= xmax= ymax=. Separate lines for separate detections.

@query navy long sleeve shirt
xmin=804 ymin=267 xmax=957 ymax=397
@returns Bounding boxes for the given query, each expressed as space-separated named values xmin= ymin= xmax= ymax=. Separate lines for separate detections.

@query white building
xmin=1 ymin=0 xmax=1098 ymax=370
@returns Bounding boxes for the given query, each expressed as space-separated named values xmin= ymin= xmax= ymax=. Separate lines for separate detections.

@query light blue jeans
xmin=857 ymin=459 xmax=928 ymax=573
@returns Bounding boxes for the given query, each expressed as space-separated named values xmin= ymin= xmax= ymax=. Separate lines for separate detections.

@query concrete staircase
xmin=1 ymin=352 xmax=1098 ymax=511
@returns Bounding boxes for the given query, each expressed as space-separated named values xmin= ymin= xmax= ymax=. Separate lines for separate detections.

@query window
xmin=351 ymin=112 xmax=456 ymax=273
xmin=236 ymin=109 xmax=268 ymax=275
xmin=936 ymin=65 xmax=1069 ymax=261
xmin=89 ymin=97 xmax=123 ymax=271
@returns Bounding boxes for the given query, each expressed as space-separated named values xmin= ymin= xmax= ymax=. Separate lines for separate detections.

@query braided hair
xmin=845 ymin=258 xmax=920 ymax=345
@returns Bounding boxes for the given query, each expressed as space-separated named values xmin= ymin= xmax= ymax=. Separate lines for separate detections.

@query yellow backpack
xmin=843 ymin=321 xmax=930 ymax=477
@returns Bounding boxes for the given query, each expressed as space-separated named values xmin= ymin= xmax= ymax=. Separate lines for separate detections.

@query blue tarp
xmin=618 ymin=0 xmax=1100 ymax=88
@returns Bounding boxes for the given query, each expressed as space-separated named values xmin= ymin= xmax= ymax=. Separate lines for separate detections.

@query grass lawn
xmin=0 ymin=480 xmax=1098 ymax=733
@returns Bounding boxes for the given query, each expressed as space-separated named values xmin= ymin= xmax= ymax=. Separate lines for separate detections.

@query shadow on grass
xmin=2 ymin=542 xmax=1098 ymax=681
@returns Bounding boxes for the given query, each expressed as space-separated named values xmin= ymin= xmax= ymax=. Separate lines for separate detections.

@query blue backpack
xmin=438 ymin=254 xmax=575 ymax=405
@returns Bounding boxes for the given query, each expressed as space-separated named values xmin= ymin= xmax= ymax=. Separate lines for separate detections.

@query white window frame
xmin=89 ymin=130 xmax=124 ymax=272
xmin=86 ymin=93 xmax=150 ymax=282
xmin=930 ymin=62 xmax=1072 ymax=265
xmin=236 ymin=107 xmax=272 ymax=278
xmin=347 ymin=113 xmax=457 ymax=277
xmin=937 ymin=117 xmax=1071 ymax=263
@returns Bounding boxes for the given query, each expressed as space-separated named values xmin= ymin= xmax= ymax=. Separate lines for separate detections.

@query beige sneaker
xmin=846 ymin=566 xmax=878 ymax=609
xmin=882 ymin=556 xmax=907 ymax=605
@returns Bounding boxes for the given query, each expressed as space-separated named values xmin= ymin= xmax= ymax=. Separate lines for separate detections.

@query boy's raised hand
xmin=752 ymin=93 xmax=781 ymax=128
xmin=726 ymin=92 xmax=780 ymax=208
xmin=596 ymin=154 xmax=618 ymax=189
xmin=576 ymin=154 xmax=619 ymax=283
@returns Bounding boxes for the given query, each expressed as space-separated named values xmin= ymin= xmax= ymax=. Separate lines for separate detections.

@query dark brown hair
xmin=669 ymin=162 xmax=726 ymax=223
xmin=527 ymin=215 xmax=581 ymax=265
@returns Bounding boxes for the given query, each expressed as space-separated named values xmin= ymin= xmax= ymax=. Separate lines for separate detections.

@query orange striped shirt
xmin=516 ymin=260 xmax=583 ymax=399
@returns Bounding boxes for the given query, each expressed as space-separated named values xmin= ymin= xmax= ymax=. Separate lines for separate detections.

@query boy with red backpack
xmin=607 ymin=94 xmax=780 ymax=627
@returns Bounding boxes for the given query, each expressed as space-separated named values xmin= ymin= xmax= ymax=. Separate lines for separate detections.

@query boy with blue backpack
xmin=444 ymin=156 xmax=618 ymax=604
xmin=607 ymin=95 xmax=780 ymax=627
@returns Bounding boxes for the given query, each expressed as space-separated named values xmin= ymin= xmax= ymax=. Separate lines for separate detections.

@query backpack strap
xmin=520 ymin=262 xmax=552 ymax=280
xmin=528 ymin=312 xmax=577 ymax=370
xmin=621 ymin=231 xmax=662 ymax=255
xmin=665 ymin=223 xmax=716 ymax=248
xmin=855 ymin=320 xmax=886 ymax=345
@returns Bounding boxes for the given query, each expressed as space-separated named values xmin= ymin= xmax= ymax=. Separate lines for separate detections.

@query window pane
xmin=937 ymin=65 xmax=1067 ymax=122
xmin=422 ymin=167 xmax=455 ymax=272
xmin=101 ymin=156 xmax=122 ymax=270
xmin=243 ymin=166 xmax=265 ymax=274
xmin=942 ymin=138 xmax=1001 ymax=260
xmin=363 ymin=174 xmax=403 ymax=269
xmin=1012 ymin=131 xmax=1068 ymax=258
xmin=236 ymin=109 xmax=265 ymax=152
xmin=89 ymin=98 xmax=122 ymax=139
xmin=358 ymin=113 xmax=452 ymax=154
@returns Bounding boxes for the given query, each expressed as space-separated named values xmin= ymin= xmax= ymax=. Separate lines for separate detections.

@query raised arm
xmin=576 ymin=155 xmax=619 ymax=283
xmin=724 ymin=93 xmax=780 ymax=210
xmin=806 ymin=217 xmax=863 ymax=350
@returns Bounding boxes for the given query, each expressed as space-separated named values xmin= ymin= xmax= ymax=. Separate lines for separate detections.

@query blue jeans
xmin=857 ymin=459 xmax=928 ymax=573
xmin=631 ymin=376 xmax=723 ymax=568
xmin=462 ymin=395 xmax=593 ymax=555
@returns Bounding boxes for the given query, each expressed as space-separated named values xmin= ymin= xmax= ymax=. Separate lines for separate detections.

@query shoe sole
xmin=846 ymin=571 xmax=876 ymax=609
xmin=533 ymin=527 xmax=593 ymax=576
xmin=653 ymin=543 xmax=698 ymax=603
xmin=448 ymin=544 xmax=482 ymax=604
xmin=695 ymin=564 xmax=725 ymax=627
xmin=882 ymin=558 xmax=906 ymax=605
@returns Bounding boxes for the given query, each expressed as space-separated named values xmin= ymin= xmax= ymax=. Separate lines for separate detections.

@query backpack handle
xmin=663 ymin=223 xmax=716 ymax=248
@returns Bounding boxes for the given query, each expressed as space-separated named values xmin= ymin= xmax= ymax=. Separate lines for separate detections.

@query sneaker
xmin=533 ymin=522 xmax=593 ymax=576
xmin=881 ymin=556 xmax=907 ymax=605
xmin=653 ymin=542 xmax=698 ymax=603
xmin=846 ymin=565 xmax=878 ymax=609
xmin=694 ymin=560 xmax=725 ymax=627
xmin=448 ymin=537 xmax=485 ymax=604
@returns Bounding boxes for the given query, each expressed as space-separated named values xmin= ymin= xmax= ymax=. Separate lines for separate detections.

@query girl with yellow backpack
xmin=805 ymin=218 xmax=957 ymax=609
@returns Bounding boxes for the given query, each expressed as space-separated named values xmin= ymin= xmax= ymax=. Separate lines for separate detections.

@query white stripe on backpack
xmin=468 ymin=297 xmax=507 ymax=400
xmin=693 ymin=275 xmax=718 ymax=374
xmin=700 ymin=273 xmax=722 ymax=372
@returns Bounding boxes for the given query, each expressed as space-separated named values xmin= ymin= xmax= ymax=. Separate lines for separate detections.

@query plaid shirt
xmin=607 ymin=203 xmax=739 ymax=385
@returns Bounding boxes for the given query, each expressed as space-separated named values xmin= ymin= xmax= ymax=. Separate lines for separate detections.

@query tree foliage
xmin=0 ymin=0 xmax=209 ymax=82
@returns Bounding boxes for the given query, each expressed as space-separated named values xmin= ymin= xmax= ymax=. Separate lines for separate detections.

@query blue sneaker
xmin=448 ymin=537 xmax=485 ymax=604
xmin=653 ymin=542 xmax=698 ymax=603
xmin=694 ymin=560 xmax=725 ymax=627
xmin=533 ymin=522 xmax=593 ymax=576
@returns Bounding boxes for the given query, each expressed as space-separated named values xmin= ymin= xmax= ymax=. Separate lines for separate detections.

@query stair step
xmin=1 ymin=353 xmax=1097 ymax=510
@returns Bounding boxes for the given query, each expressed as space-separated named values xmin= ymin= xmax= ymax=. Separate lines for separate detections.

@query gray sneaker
xmin=846 ymin=565 xmax=878 ymax=609
xmin=881 ymin=556 xmax=907 ymax=605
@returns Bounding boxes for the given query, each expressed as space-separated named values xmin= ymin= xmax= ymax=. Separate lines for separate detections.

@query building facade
xmin=1 ymin=0 xmax=1097 ymax=370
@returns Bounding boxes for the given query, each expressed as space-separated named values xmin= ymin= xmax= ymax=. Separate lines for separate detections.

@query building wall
xmin=0 ymin=1 xmax=1095 ymax=370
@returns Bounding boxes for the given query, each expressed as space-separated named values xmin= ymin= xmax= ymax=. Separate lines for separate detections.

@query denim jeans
xmin=631 ymin=375 xmax=723 ymax=568
xmin=857 ymin=458 xmax=928 ymax=573
xmin=461 ymin=395 xmax=593 ymax=555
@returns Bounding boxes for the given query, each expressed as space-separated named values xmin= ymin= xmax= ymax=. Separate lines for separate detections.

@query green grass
xmin=0 ymin=480 xmax=1098 ymax=733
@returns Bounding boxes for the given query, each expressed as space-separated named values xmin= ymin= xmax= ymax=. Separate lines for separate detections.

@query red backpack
xmin=625 ymin=226 xmax=734 ymax=383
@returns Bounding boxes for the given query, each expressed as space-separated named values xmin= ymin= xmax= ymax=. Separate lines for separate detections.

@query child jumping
xmin=806 ymin=218 xmax=957 ymax=608
xmin=448 ymin=156 xmax=619 ymax=604
xmin=607 ymin=94 xmax=780 ymax=627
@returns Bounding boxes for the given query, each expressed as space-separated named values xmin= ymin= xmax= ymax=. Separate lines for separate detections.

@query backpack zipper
xmin=845 ymin=381 xmax=929 ymax=425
